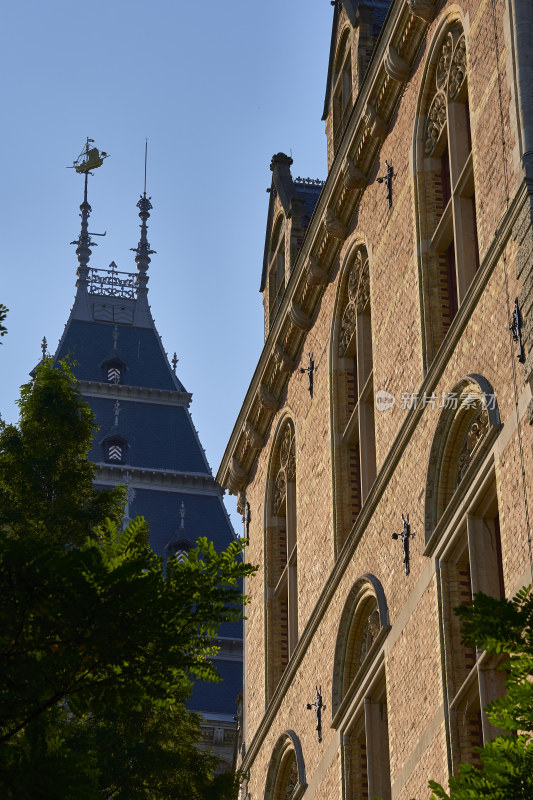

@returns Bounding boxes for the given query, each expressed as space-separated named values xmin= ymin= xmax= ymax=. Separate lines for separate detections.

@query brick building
xmin=217 ymin=0 xmax=533 ymax=797
xmin=52 ymin=167 xmax=241 ymax=768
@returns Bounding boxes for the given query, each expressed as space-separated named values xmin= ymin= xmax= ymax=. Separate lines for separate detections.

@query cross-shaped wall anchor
xmin=306 ymin=685 xmax=326 ymax=743
xmin=376 ymin=161 xmax=396 ymax=208
xmin=242 ymin=501 xmax=251 ymax=538
xmin=392 ymin=513 xmax=414 ymax=576
xmin=300 ymin=352 xmax=315 ymax=398
xmin=509 ymin=298 xmax=525 ymax=364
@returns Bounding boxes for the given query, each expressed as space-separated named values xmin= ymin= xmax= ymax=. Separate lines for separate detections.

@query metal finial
xmin=69 ymin=139 xmax=108 ymax=287
xmin=130 ymin=184 xmax=156 ymax=296
xmin=113 ymin=325 xmax=119 ymax=349
xmin=113 ymin=400 xmax=121 ymax=427
xmin=172 ymin=352 xmax=178 ymax=373
xmin=41 ymin=336 xmax=48 ymax=359
xmin=180 ymin=501 xmax=186 ymax=529
xmin=144 ymin=139 xmax=148 ymax=195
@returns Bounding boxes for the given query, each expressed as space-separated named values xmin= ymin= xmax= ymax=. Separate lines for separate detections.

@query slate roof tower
xmin=54 ymin=151 xmax=241 ymax=768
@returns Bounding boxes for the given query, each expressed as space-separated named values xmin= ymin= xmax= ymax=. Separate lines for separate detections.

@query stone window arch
xmin=332 ymin=576 xmax=391 ymax=800
xmin=332 ymin=575 xmax=389 ymax=718
xmin=330 ymin=243 xmax=376 ymax=555
xmin=264 ymin=731 xmax=306 ymax=800
xmin=425 ymin=374 xmax=501 ymax=542
xmin=414 ymin=18 xmax=480 ymax=368
xmin=265 ymin=418 xmax=298 ymax=702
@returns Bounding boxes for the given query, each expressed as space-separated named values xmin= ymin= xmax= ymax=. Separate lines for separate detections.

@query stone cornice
xmin=217 ymin=0 xmax=436 ymax=492
xmin=94 ymin=463 xmax=221 ymax=494
xmin=77 ymin=379 xmax=192 ymax=407
xmin=238 ymin=183 xmax=528 ymax=772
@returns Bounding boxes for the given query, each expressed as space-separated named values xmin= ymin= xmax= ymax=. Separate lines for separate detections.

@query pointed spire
xmin=131 ymin=143 xmax=156 ymax=298
xmin=114 ymin=400 xmax=121 ymax=427
xmin=180 ymin=501 xmax=186 ymax=530
xmin=113 ymin=325 xmax=119 ymax=349
xmin=41 ymin=336 xmax=48 ymax=359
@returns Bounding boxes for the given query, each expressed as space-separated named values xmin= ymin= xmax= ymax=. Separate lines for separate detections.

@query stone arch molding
xmin=425 ymin=374 xmax=501 ymax=542
xmin=264 ymin=730 xmax=306 ymax=800
xmin=331 ymin=574 xmax=390 ymax=719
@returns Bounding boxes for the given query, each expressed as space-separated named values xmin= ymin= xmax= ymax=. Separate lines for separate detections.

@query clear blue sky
xmin=1 ymin=0 xmax=332 ymax=526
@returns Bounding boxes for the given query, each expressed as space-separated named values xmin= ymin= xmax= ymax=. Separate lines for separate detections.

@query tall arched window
xmin=415 ymin=20 xmax=480 ymax=366
xmin=264 ymin=731 xmax=306 ymax=800
xmin=332 ymin=576 xmax=391 ymax=800
xmin=333 ymin=28 xmax=353 ymax=151
xmin=331 ymin=244 xmax=376 ymax=555
xmin=268 ymin=215 xmax=286 ymax=329
xmin=425 ymin=377 xmax=506 ymax=771
xmin=265 ymin=419 xmax=298 ymax=701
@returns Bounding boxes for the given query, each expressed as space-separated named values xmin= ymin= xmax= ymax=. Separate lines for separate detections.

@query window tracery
xmin=415 ymin=22 xmax=479 ymax=367
xmin=331 ymin=245 xmax=376 ymax=555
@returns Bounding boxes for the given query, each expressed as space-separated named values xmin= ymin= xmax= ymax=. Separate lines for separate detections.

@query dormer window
xmin=107 ymin=365 xmax=121 ymax=383
xmin=108 ymin=441 xmax=122 ymax=461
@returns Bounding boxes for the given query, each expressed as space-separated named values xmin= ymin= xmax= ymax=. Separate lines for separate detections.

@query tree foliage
xmin=427 ymin=586 xmax=533 ymax=800
xmin=0 ymin=360 xmax=255 ymax=799
xmin=0 ymin=303 xmax=7 ymax=341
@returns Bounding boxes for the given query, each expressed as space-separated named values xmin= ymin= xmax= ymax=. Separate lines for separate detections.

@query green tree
xmin=0 ymin=359 xmax=255 ymax=799
xmin=428 ymin=586 xmax=533 ymax=800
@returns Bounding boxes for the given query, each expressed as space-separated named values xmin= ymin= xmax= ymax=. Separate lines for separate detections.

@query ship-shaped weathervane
xmin=68 ymin=138 xmax=109 ymax=279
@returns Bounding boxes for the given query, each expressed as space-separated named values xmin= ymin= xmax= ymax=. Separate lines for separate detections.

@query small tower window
xmin=108 ymin=442 xmax=122 ymax=462
xmin=107 ymin=366 xmax=121 ymax=383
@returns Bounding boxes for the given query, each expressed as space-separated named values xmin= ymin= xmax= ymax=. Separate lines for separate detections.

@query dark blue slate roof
xmin=87 ymin=396 xmax=209 ymax=474
xmin=188 ymin=659 xmax=243 ymax=715
xmin=57 ymin=319 xmax=180 ymax=392
xmin=294 ymin=182 xmax=323 ymax=226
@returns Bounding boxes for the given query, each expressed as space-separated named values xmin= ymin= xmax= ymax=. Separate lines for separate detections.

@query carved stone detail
xmin=274 ymin=344 xmax=296 ymax=373
xmin=424 ymin=92 xmax=447 ymax=155
xmin=229 ymin=457 xmax=249 ymax=493
xmin=325 ymin=209 xmax=348 ymax=241
xmin=436 ymin=33 xmax=454 ymax=90
xmin=290 ymin=300 xmax=313 ymax=331
xmin=244 ymin=421 xmax=264 ymax=450
xmin=357 ymin=603 xmax=380 ymax=668
xmin=425 ymin=30 xmax=467 ymax=154
xmin=307 ymin=256 xmax=329 ymax=286
xmin=456 ymin=406 xmax=489 ymax=485
xmin=339 ymin=249 xmax=370 ymax=355
xmin=343 ymin=158 xmax=367 ymax=191
xmin=365 ymin=102 xmax=388 ymax=139
xmin=448 ymin=36 xmax=467 ymax=99
xmin=384 ymin=44 xmax=411 ymax=83
xmin=273 ymin=423 xmax=296 ymax=514
xmin=259 ymin=384 xmax=280 ymax=412
xmin=407 ymin=0 xmax=436 ymax=22
xmin=236 ymin=490 xmax=246 ymax=517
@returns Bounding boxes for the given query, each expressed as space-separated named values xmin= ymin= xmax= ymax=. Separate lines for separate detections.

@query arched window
xmin=331 ymin=244 xmax=376 ymax=555
xmin=415 ymin=20 xmax=480 ymax=366
xmin=332 ymin=576 xmax=391 ymax=800
xmin=425 ymin=377 xmax=505 ymax=771
xmin=333 ymin=28 xmax=353 ymax=151
xmin=264 ymin=731 xmax=306 ymax=800
xmin=265 ymin=419 xmax=298 ymax=701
